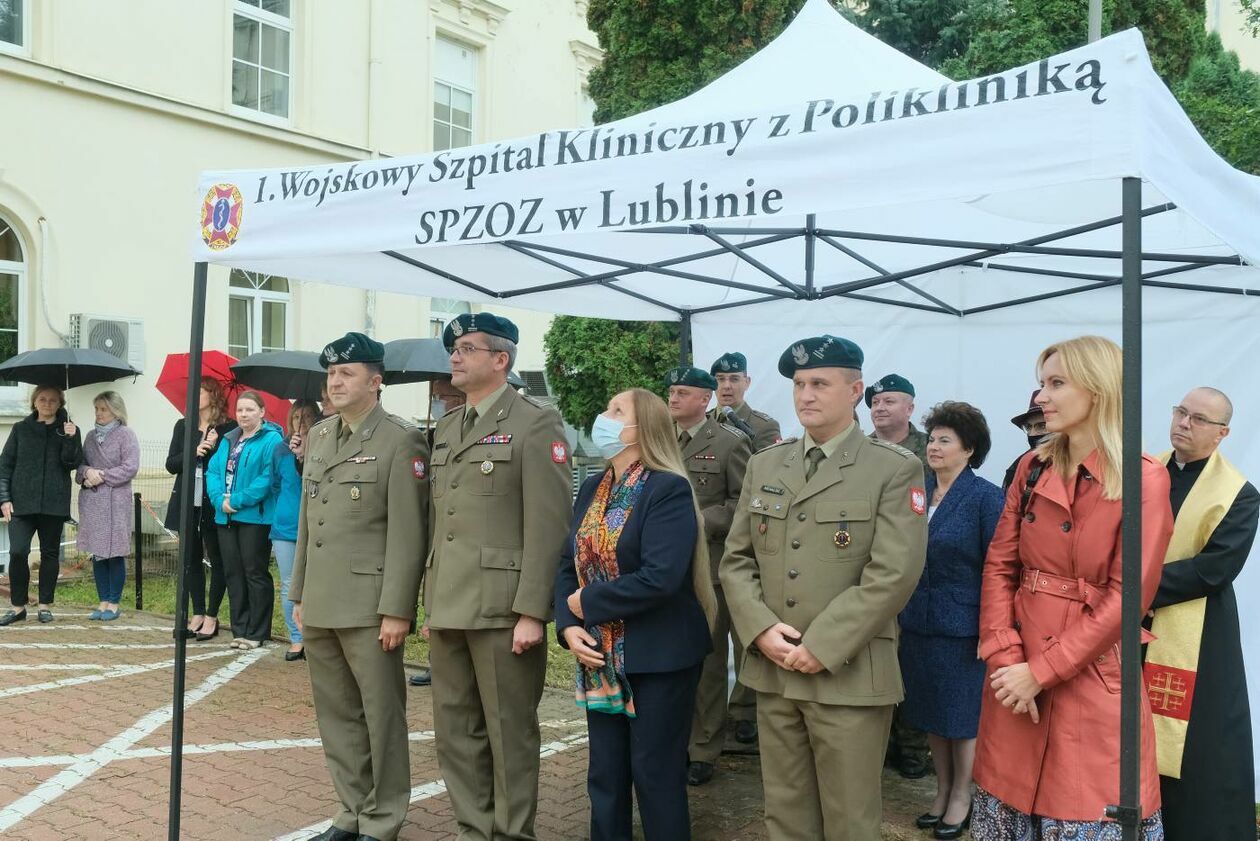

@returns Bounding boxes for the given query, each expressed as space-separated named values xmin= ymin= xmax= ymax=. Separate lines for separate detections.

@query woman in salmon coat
xmin=972 ymin=335 xmax=1174 ymax=839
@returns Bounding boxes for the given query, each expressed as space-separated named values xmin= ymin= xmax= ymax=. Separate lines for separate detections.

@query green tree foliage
xmin=1174 ymin=33 xmax=1260 ymax=173
xmin=544 ymin=316 xmax=681 ymax=431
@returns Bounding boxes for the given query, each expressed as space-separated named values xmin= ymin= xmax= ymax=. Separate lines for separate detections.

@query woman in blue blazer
xmin=555 ymin=387 xmax=714 ymax=841
xmin=898 ymin=401 xmax=1003 ymax=838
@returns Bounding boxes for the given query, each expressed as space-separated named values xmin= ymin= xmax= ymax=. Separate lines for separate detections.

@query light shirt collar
xmin=802 ymin=419 xmax=855 ymax=460
xmin=466 ymin=381 xmax=510 ymax=421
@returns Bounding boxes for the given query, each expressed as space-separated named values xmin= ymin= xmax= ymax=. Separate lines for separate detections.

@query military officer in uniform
xmin=663 ymin=366 xmax=753 ymax=787
xmin=864 ymin=372 xmax=931 ymax=779
xmin=709 ymin=351 xmax=782 ymax=451
xmin=424 ymin=312 xmax=572 ymax=841
xmin=290 ymin=332 xmax=429 ymax=841
xmin=721 ymin=336 xmax=928 ymax=841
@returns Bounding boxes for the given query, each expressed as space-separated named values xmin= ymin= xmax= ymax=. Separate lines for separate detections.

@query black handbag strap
xmin=1018 ymin=457 xmax=1046 ymax=519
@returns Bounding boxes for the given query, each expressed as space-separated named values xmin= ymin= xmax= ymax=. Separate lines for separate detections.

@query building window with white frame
xmin=433 ymin=37 xmax=477 ymax=151
xmin=0 ymin=0 xmax=26 ymax=52
xmin=232 ymin=0 xmax=292 ymax=119
xmin=228 ymin=270 xmax=290 ymax=358
xmin=0 ymin=218 xmax=24 ymax=387
xmin=429 ymin=298 xmax=470 ymax=339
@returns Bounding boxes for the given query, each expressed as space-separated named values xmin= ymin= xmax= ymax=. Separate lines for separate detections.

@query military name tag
xmin=692 ymin=454 xmax=716 ymax=460
xmin=480 ymin=459 xmax=494 ymax=475
xmin=348 ymin=455 xmax=377 ymax=464
xmin=760 ymin=484 xmax=785 ymax=495
xmin=350 ymin=486 xmax=361 ymax=500
xmin=476 ymin=434 xmax=513 ymax=445
xmin=834 ymin=528 xmax=851 ymax=548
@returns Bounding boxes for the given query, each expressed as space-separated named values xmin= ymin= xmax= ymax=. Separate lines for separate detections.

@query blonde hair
xmin=93 ymin=391 xmax=128 ymax=425
xmin=621 ymin=388 xmax=718 ymax=630
xmin=1033 ymin=335 xmax=1123 ymax=500
xmin=30 ymin=386 xmax=65 ymax=413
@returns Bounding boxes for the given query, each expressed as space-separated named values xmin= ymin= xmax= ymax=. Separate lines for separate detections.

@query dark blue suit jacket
xmin=554 ymin=468 xmax=712 ymax=674
xmin=899 ymin=467 xmax=1004 ymax=638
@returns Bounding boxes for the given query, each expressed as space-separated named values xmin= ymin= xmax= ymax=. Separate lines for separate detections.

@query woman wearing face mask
xmin=206 ymin=391 xmax=284 ymax=650
xmin=76 ymin=392 xmax=140 ymax=622
xmin=0 ymin=387 xmax=83 ymax=626
xmin=972 ymin=336 xmax=1174 ymax=840
xmin=554 ymin=388 xmax=716 ymax=841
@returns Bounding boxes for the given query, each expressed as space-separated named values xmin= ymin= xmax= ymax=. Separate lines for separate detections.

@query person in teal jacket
xmin=206 ymin=392 xmax=284 ymax=649
xmin=271 ymin=401 xmax=318 ymax=661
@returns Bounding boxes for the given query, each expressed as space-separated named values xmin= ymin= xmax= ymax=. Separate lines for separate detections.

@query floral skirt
xmin=972 ymin=786 xmax=1164 ymax=841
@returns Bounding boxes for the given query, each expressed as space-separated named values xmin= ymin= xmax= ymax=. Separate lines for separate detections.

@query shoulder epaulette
xmin=717 ymin=422 xmax=750 ymax=442
xmin=868 ymin=438 xmax=915 ymax=459
xmin=749 ymin=409 xmax=777 ymax=423
xmin=311 ymin=415 xmax=337 ymax=432
xmin=517 ymin=392 xmax=552 ymax=411
xmin=760 ymin=436 xmax=798 ymax=451
xmin=382 ymin=412 xmax=419 ymax=432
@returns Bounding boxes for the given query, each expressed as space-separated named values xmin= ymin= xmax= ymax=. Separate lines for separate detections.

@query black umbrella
xmin=382 ymin=338 xmax=525 ymax=388
xmin=0 ymin=347 xmax=139 ymax=389
xmin=231 ymin=350 xmax=326 ymax=402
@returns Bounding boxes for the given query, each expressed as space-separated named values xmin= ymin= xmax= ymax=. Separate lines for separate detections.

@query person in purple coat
xmin=76 ymin=391 xmax=140 ymax=622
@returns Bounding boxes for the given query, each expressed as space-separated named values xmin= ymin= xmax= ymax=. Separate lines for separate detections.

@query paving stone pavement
xmin=0 ymin=607 xmax=935 ymax=840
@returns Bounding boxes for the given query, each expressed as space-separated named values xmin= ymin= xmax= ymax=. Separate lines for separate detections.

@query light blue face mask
xmin=590 ymin=414 xmax=637 ymax=458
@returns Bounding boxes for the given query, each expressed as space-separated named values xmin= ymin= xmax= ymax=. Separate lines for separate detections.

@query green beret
xmin=664 ymin=366 xmax=718 ymax=390
xmin=320 ymin=331 xmax=385 ymax=368
xmin=777 ymin=335 xmax=863 ymax=377
xmin=442 ymin=312 xmax=519 ymax=350
xmin=864 ymin=373 xmax=915 ymax=407
xmin=710 ymin=352 xmax=748 ymax=375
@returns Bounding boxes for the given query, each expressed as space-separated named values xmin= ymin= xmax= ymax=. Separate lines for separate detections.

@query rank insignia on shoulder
xmin=476 ymin=434 xmax=513 ymax=445
xmin=760 ymin=484 xmax=785 ymax=495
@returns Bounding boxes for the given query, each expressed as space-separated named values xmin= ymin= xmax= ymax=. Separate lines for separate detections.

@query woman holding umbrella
xmin=0 ymin=387 xmax=83 ymax=626
xmin=164 ymin=378 xmax=237 ymax=640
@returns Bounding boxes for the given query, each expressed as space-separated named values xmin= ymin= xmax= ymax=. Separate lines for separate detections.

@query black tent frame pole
xmin=679 ymin=311 xmax=692 ymax=365
xmin=168 ymin=261 xmax=208 ymax=840
xmin=1107 ymin=176 xmax=1143 ymax=838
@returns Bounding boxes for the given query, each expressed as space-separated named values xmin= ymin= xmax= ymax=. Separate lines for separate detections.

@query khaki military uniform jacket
xmin=424 ymin=387 xmax=571 ymax=630
xmin=712 ymin=402 xmax=782 ymax=451
xmin=720 ymin=422 xmax=928 ymax=706
xmin=683 ymin=416 xmax=752 ymax=580
xmin=290 ymin=403 xmax=430 ymax=628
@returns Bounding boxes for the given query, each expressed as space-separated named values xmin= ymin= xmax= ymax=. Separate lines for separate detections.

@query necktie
xmin=805 ymin=447 xmax=826 ymax=481
xmin=462 ymin=408 xmax=478 ymax=441
xmin=679 ymin=430 xmax=692 ymax=448
xmin=339 ymin=424 xmax=352 ymax=448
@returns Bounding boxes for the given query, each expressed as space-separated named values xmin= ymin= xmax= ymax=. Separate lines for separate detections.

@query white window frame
xmin=432 ymin=35 xmax=479 ymax=151
xmin=0 ymin=217 xmax=28 ymax=402
xmin=0 ymin=0 xmax=31 ymax=57
xmin=429 ymin=299 xmax=470 ymax=339
xmin=229 ymin=0 xmax=294 ymax=126
xmin=228 ymin=271 xmax=292 ymax=358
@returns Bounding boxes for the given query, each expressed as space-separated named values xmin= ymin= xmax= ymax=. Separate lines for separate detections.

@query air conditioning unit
xmin=70 ymin=314 xmax=146 ymax=373
xmin=518 ymin=370 xmax=556 ymax=406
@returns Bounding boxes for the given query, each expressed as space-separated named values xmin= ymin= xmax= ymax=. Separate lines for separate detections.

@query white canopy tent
xmin=177 ymin=0 xmax=1260 ymax=831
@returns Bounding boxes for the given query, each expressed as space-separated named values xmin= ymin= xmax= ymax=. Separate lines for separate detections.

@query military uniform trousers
xmin=757 ymin=691 xmax=894 ymax=841
xmin=689 ymin=541 xmax=753 ymax=765
xmin=429 ymin=627 xmax=547 ymax=841
xmin=304 ymin=623 xmax=410 ymax=841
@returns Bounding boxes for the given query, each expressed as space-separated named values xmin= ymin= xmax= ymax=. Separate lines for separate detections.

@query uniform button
xmin=321 ymin=497 xmax=328 ymax=504
xmin=315 ymin=540 xmax=323 ymax=548
xmin=791 ymin=539 xmax=801 ymax=549
xmin=786 ymin=597 xmax=797 ymax=607
xmin=354 ymin=473 xmax=360 ymax=479
xmin=376 ymin=564 xmax=383 ymax=571
xmin=451 ymin=481 xmax=459 ymax=489
xmin=447 ymin=508 xmax=455 ymax=516
xmin=508 ymin=560 xmax=516 ymax=567
xmin=797 ymin=513 xmax=807 ymax=522
xmin=446 ymin=534 xmax=454 ymax=541
xmin=1061 ymin=521 xmax=1072 ymax=533
xmin=839 ymin=510 xmax=847 ymax=517
xmin=318 ymin=519 xmax=324 ymax=526
xmin=788 ymin=569 xmax=799 ymax=579
xmin=454 ymin=455 xmax=462 ymax=463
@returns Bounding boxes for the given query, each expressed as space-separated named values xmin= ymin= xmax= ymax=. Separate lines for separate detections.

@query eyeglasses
xmin=1171 ymin=406 xmax=1228 ymax=428
xmin=1021 ymin=420 xmax=1048 ymax=435
xmin=449 ymin=344 xmax=498 ymax=359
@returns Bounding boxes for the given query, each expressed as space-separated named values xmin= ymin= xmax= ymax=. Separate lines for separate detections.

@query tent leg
xmin=805 ymin=213 xmax=817 ymax=297
xmin=679 ymin=311 xmax=692 ymax=366
xmin=168 ymin=262 xmax=207 ymax=840
xmin=1107 ymin=177 xmax=1143 ymax=840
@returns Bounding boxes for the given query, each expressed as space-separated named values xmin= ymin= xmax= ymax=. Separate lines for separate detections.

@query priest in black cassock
xmin=1145 ymin=387 xmax=1259 ymax=841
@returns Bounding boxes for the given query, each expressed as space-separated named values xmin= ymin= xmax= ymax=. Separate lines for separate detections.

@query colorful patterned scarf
xmin=573 ymin=461 xmax=649 ymax=717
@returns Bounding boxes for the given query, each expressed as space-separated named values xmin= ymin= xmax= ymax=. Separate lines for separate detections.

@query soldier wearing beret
xmin=709 ymin=351 xmax=783 ymax=452
xmin=290 ymin=332 xmax=430 ymax=841
xmin=720 ymin=335 xmax=928 ymax=841
xmin=664 ymin=366 xmax=754 ymax=786
xmin=425 ymin=312 xmax=572 ymax=841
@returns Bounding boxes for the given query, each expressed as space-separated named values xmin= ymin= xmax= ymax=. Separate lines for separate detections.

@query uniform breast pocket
xmin=687 ymin=458 xmax=722 ymax=499
xmin=466 ymin=445 xmax=512 ymax=496
xmin=430 ymin=448 xmax=450 ymax=498
xmin=815 ymin=500 xmax=872 ymax=561
xmin=336 ymin=464 xmax=378 ymax=517
xmin=748 ymin=496 xmax=789 ymax=555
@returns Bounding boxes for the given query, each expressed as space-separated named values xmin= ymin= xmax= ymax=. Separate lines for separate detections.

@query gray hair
xmin=93 ymin=390 xmax=129 ymax=425
xmin=485 ymin=334 xmax=518 ymax=371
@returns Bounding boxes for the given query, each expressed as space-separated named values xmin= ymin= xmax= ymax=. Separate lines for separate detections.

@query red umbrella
xmin=156 ymin=350 xmax=292 ymax=430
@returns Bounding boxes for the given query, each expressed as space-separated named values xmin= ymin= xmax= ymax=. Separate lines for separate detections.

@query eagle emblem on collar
xmin=791 ymin=344 xmax=809 ymax=366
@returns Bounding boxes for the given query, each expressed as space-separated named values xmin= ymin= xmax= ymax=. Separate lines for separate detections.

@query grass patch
xmin=54 ymin=564 xmax=576 ymax=690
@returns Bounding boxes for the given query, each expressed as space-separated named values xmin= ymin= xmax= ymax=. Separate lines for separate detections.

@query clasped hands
xmin=81 ymin=467 xmax=106 ymax=489
xmin=755 ymin=622 xmax=824 ymax=674
xmin=990 ymin=662 xmax=1043 ymax=724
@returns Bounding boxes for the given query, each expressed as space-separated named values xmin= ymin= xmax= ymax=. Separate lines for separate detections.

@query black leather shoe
xmin=933 ymin=805 xmax=972 ymax=840
xmin=285 ymin=647 xmax=306 ymax=662
xmin=897 ymin=754 xmax=931 ymax=779
xmin=308 ymin=826 xmax=357 ymax=841
xmin=686 ymin=761 xmax=714 ymax=786
xmin=195 ymin=620 xmax=220 ymax=641
xmin=0 ymin=609 xmax=26 ymax=627
xmin=409 ymin=667 xmax=432 ymax=687
xmin=733 ymin=720 xmax=758 ymax=744
xmin=37 ymin=609 xmax=54 ymax=624
xmin=915 ymin=812 xmax=943 ymax=829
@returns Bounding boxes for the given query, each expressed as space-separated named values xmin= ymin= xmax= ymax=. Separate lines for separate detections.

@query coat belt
xmin=1020 ymin=568 xmax=1101 ymax=605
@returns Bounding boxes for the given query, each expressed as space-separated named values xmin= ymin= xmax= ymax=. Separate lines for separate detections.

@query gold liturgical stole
xmin=1145 ymin=450 xmax=1246 ymax=778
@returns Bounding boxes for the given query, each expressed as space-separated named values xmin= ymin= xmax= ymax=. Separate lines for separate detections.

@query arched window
xmin=0 ymin=217 xmax=25 ymax=387
xmin=228 ymin=269 xmax=290 ymax=358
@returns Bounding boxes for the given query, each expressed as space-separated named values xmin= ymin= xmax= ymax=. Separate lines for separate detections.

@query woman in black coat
xmin=164 ymin=379 xmax=236 ymax=639
xmin=0 ymin=387 xmax=83 ymax=625
xmin=555 ymin=387 xmax=715 ymax=841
